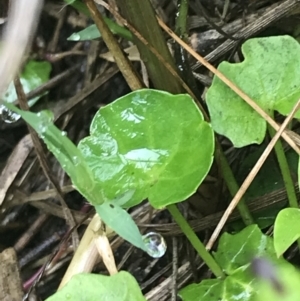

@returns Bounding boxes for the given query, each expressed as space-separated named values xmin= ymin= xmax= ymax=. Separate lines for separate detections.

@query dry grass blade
xmin=84 ymin=0 xmax=143 ymax=90
xmin=206 ymin=99 xmax=300 ymax=251
xmin=58 ymin=214 xmax=101 ymax=289
xmin=94 ymin=227 xmax=118 ymax=275
xmin=0 ymin=134 xmax=32 ymax=207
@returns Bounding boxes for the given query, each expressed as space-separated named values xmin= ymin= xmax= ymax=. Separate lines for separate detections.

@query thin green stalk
xmin=267 ymin=114 xmax=300 ymax=250
xmin=174 ymin=0 xmax=201 ymax=100
xmin=167 ymin=204 xmax=225 ymax=278
xmin=175 ymin=0 xmax=189 ymax=37
xmin=267 ymin=123 xmax=298 ymax=208
xmin=115 ymin=0 xmax=183 ymax=93
xmin=215 ymin=139 xmax=254 ymax=225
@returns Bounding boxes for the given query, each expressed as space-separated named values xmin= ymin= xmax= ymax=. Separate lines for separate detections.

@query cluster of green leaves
xmin=47 ymin=225 xmax=300 ymax=301
xmin=179 ymin=35 xmax=300 ymax=301
xmin=5 ymin=31 xmax=300 ymax=300
xmin=179 ymin=225 xmax=300 ymax=301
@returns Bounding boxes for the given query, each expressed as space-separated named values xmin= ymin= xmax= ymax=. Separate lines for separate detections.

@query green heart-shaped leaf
xmin=78 ymin=89 xmax=214 ymax=208
xmin=179 ymin=225 xmax=289 ymax=301
xmin=206 ymin=35 xmax=300 ymax=147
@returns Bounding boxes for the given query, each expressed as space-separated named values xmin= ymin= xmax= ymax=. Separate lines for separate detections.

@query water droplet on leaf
xmin=72 ymin=155 xmax=81 ymax=166
xmin=0 ymin=105 xmax=20 ymax=123
xmin=61 ymin=131 xmax=67 ymax=136
xmin=37 ymin=110 xmax=54 ymax=133
xmin=37 ymin=110 xmax=54 ymax=122
xmin=142 ymin=232 xmax=167 ymax=258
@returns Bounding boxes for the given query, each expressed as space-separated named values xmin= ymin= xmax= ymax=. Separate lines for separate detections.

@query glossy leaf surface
xmin=2 ymin=60 xmax=51 ymax=106
xmin=78 ymin=89 xmax=214 ymax=208
xmin=179 ymin=225 xmax=287 ymax=301
xmin=46 ymin=271 xmax=146 ymax=301
xmin=206 ymin=36 xmax=300 ymax=147
xmin=274 ymin=208 xmax=300 ymax=257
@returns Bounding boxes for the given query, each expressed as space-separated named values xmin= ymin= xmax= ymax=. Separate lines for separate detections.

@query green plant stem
xmin=175 ymin=0 xmax=189 ymax=37
xmin=267 ymin=123 xmax=298 ymax=208
xmin=267 ymin=114 xmax=300 ymax=250
xmin=115 ymin=0 xmax=183 ymax=93
xmin=174 ymin=0 xmax=201 ymax=100
xmin=215 ymin=139 xmax=254 ymax=225
xmin=167 ymin=204 xmax=225 ymax=278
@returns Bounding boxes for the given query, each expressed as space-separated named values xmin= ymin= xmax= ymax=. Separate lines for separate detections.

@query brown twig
xmin=84 ymin=0 xmax=143 ymax=90
xmin=14 ymin=213 xmax=49 ymax=253
xmin=95 ymin=0 xmax=207 ymax=118
xmin=193 ymin=0 xmax=239 ymax=41
xmin=13 ymin=64 xmax=81 ymax=106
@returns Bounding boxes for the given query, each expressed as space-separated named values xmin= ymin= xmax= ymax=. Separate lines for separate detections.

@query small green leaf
xmin=213 ymin=225 xmax=278 ymax=275
xmin=206 ymin=35 xmax=300 ymax=147
xmin=274 ymin=208 xmax=300 ymax=257
xmin=179 ymin=267 xmax=255 ymax=301
xmin=95 ymin=203 xmax=146 ymax=251
xmin=46 ymin=271 xmax=146 ymax=301
xmin=78 ymin=89 xmax=214 ymax=208
xmin=2 ymin=60 xmax=51 ymax=106
xmin=68 ymin=21 xmax=132 ymax=41
xmin=180 ymin=225 xmax=288 ymax=301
